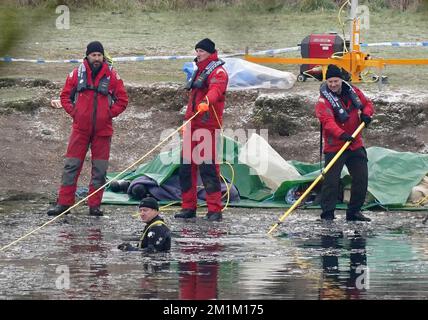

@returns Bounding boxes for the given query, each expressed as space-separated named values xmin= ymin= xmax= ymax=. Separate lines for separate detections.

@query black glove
xmin=339 ymin=132 xmax=355 ymax=142
xmin=142 ymin=244 xmax=156 ymax=254
xmin=118 ymin=242 xmax=133 ymax=251
xmin=360 ymin=114 xmax=372 ymax=127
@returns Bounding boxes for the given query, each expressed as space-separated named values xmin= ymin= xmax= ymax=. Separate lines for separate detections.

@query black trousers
xmin=321 ymin=147 xmax=368 ymax=215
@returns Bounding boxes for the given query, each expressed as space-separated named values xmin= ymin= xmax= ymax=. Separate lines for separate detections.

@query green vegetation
xmin=4 ymin=0 xmax=427 ymax=12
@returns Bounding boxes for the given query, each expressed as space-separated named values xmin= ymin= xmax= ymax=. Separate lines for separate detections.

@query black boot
xmin=89 ymin=206 xmax=104 ymax=216
xmin=205 ymin=212 xmax=222 ymax=222
xmin=320 ymin=210 xmax=335 ymax=220
xmin=47 ymin=204 xmax=70 ymax=216
xmin=346 ymin=211 xmax=371 ymax=222
xmin=174 ymin=209 xmax=196 ymax=219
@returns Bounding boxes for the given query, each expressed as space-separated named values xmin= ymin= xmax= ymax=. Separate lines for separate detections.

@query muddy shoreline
xmin=0 ymin=78 xmax=427 ymax=202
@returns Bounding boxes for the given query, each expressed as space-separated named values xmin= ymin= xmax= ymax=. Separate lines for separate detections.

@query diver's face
xmin=139 ymin=207 xmax=158 ymax=223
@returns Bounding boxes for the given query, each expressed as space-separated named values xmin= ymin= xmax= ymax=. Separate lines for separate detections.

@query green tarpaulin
xmin=102 ymin=138 xmax=428 ymax=211
xmin=366 ymin=147 xmax=428 ymax=205
xmin=103 ymin=136 xmax=272 ymax=205
xmin=273 ymin=147 xmax=428 ymax=208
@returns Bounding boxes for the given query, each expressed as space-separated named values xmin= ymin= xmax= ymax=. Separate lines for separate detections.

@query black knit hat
xmin=326 ymin=64 xmax=343 ymax=80
xmin=195 ymin=38 xmax=215 ymax=54
xmin=139 ymin=197 xmax=159 ymax=211
xmin=86 ymin=41 xmax=104 ymax=56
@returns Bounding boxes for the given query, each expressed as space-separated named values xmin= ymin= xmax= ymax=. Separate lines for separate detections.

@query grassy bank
xmin=5 ymin=0 xmax=428 ymax=12
xmin=0 ymin=4 xmax=427 ymax=88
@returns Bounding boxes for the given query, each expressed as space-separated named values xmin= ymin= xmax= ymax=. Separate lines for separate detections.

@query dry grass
xmin=0 ymin=4 xmax=427 ymax=88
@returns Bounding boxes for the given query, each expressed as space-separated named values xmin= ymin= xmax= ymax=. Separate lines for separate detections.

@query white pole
xmin=350 ymin=0 xmax=358 ymax=48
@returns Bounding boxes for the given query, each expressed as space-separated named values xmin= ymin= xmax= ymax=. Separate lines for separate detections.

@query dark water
xmin=0 ymin=201 xmax=427 ymax=300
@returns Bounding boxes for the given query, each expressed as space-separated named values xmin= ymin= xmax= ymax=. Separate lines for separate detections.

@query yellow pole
xmin=267 ymin=122 xmax=366 ymax=235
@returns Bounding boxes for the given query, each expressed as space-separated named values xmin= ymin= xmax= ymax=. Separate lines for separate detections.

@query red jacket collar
xmin=196 ymin=51 xmax=219 ymax=70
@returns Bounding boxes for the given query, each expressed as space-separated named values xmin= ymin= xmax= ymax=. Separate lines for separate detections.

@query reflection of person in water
xmin=137 ymin=262 xmax=173 ymax=299
xmin=57 ymin=227 xmax=110 ymax=298
xmin=88 ymin=263 xmax=110 ymax=294
xmin=319 ymin=233 xmax=368 ymax=299
xmin=179 ymin=261 xmax=219 ymax=300
xmin=177 ymin=228 xmax=223 ymax=299
xmin=62 ymin=228 xmax=107 ymax=254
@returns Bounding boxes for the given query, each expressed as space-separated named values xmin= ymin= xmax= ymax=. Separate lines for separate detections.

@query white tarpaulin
xmin=183 ymin=58 xmax=296 ymax=91
xmin=238 ymin=133 xmax=301 ymax=190
xmin=222 ymin=58 xmax=296 ymax=90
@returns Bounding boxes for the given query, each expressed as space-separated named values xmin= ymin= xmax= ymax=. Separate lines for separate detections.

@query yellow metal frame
xmin=245 ymin=18 xmax=428 ymax=83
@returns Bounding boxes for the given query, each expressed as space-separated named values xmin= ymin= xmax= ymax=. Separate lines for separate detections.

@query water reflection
xmin=319 ymin=232 xmax=368 ymax=300
xmin=137 ymin=262 xmax=172 ymax=300
xmin=59 ymin=227 xmax=107 ymax=254
xmin=0 ymin=206 xmax=427 ymax=300
xmin=179 ymin=262 xmax=219 ymax=299
xmin=57 ymin=227 xmax=109 ymax=299
xmin=177 ymin=226 xmax=224 ymax=300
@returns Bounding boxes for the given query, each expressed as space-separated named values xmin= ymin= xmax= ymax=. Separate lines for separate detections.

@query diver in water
xmin=118 ymin=197 xmax=171 ymax=253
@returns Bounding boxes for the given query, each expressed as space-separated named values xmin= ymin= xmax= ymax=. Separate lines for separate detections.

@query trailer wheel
xmin=297 ymin=74 xmax=307 ymax=82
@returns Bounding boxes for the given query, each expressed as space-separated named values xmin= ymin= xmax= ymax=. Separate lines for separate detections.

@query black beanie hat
xmin=195 ymin=38 xmax=215 ymax=54
xmin=86 ymin=41 xmax=104 ymax=56
xmin=139 ymin=197 xmax=159 ymax=211
xmin=326 ymin=64 xmax=343 ymax=80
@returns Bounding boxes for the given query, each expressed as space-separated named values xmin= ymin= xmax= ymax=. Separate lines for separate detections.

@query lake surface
xmin=0 ymin=201 xmax=427 ymax=300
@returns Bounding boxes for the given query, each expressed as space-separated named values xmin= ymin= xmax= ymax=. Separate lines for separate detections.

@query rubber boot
xmin=89 ymin=206 xmax=104 ymax=216
xmin=174 ymin=209 xmax=196 ymax=219
xmin=320 ymin=210 xmax=335 ymax=220
xmin=47 ymin=204 xmax=70 ymax=216
xmin=346 ymin=211 xmax=371 ymax=222
xmin=205 ymin=212 xmax=222 ymax=222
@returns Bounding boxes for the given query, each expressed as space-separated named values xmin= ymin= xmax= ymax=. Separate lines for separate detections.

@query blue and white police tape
xmin=0 ymin=57 xmax=81 ymax=63
xmin=0 ymin=53 xmax=240 ymax=63
xmin=0 ymin=47 xmax=301 ymax=64
xmin=1 ymin=42 xmax=426 ymax=63
xmin=0 ymin=55 xmax=196 ymax=64
xmin=360 ymin=41 xmax=428 ymax=47
xmin=251 ymin=46 xmax=300 ymax=56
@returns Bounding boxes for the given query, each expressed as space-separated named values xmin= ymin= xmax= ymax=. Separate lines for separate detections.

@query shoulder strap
xmin=343 ymin=81 xmax=363 ymax=110
xmin=187 ymin=59 xmax=225 ymax=90
xmin=319 ymin=82 xmax=349 ymax=123
xmin=138 ymin=220 xmax=167 ymax=247
xmin=76 ymin=63 xmax=87 ymax=92
xmin=75 ymin=63 xmax=112 ymax=96
xmin=204 ymin=59 xmax=225 ymax=75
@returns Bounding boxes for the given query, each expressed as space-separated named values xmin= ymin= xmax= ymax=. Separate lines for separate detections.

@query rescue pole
xmin=267 ymin=122 xmax=366 ymax=235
